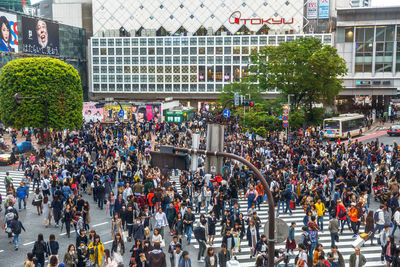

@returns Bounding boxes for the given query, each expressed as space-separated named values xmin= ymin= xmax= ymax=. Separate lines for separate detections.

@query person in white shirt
xmin=298 ymin=243 xmax=309 ymax=267
xmin=122 ymin=183 xmax=133 ymax=201
xmin=392 ymin=207 xmax=400 ymax=236
xmin=154 ymin=207 xmax=168 ymax=239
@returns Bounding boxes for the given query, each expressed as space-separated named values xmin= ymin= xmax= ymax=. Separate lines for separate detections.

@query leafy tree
xmin=217 ymin=82 xmax=263 ymax=110
xmin=249 ymin=37 xmax=347 ymax=119
xmin=0 ymin=57 xmax=83 ymax=131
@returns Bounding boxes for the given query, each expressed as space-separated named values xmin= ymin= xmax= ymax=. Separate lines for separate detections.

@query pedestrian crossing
xmin=0 ymin=170 xmax=30 ymax=197
xmin=172 ymin=176 xmax=384 ymax=267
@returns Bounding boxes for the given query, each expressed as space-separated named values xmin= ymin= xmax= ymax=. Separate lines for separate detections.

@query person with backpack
xmin=47 ymin=234 xmax=59 ymax=257
xmin=300 ymin=226 xmax=312 ymax=259
xmin=4 ymin=171 xmax=12 ymax=191
xmin=296 ymin=243 xmax=309 ymax=267
xmin=373 ymin=205 xmax=386 ymax=245
xmin=9 ymin=214 xmax=25 ymax=250
xmin=336 ymin=200 xmax=347 ymax=234
xmin=32 ymin=233 xmax=48 ymax=267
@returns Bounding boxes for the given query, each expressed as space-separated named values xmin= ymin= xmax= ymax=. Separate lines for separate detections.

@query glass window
xmin=182 ymin=66 xmax=188 ymax=73
xmin=157 ymin=57 xmax=163 ymax=64
xmin=157 ymin=84 xmax=163 ymax=92
xmin=124 ymin=57 xmax=130 ymax=64
xmin=182 ymin=47 xmax=188 ymax=55
xmin=132 ymin=57 xmax=139 ymax=64
xmin=199 ymin=38 xmax=205 ymax=45
xmin=173 ymin=47 xmax=180 ymax=55
xmin=124 ymin=75 xmax=131 ymax=82
xmin=157 ymin=66 xmax=163 ymax=73
xmin=140 ymin=57 xmax=147 ymax=64
xmin=260 ymin=36 xmax=267 ymax=44
xmin=108 ymin=48 xmax=114 ymax=55
xmin=93 ymin=75 xmax=100 ymax=82
xmin=207 ymin=47 xmax=214 ymax=54
xmin=165 ymin=75 xmax=172 ymax=82
xmin=132 ymin=67 xmax=139 ymax=73
xmin=101 ymin=66 xmax=107 ymax=73
xmin=140 ymin=84 xmax=147 ymax=92
xmin=173 ymin=56 xmax=180 ymax=64
xmin=92 ymin=39 xmax=99 ymax=47
xmin=345 ymin=27 xmax=354 ymax=42
xmin=207 ymin=66 xmax=214 ymax=82
xmin=123 ymin=39 xmax=130 ymax=46
xmin=207 ymin=84 xmax=214 ymax=92
xmin=199 ymin=56 xmax=205 ymax=64
xmin=140 ymin=48 xmax=146 ymax=55
xmin=233 ymin=56 xmax=240 ymax=64
xmin=182 ymin=38 xmax=189 ymax=46
xmin=190 ymin=38 xmax=197 ymax=45
xmin=148 ymin=57 xmax=155 ymax=64
xmin=216 ymin=56 xmax=223 ymax=64
xmin=182 ymin=56 xmax=189 ymax=64
xmin=224 ymin=37 xmax=232 ymax=45
xmin=116 ymin=66 xmax=123 ymax=73
xmin=124 ymin=84 xmax=131 ymax=92
xmin=124 ymin=48 xmax=130 ymax=55
xmin=233 ymin=46 xmax=240 ymax=54
xmin=165 ymin=66 xmax=172 ymax=73
xmin=251 ymin=46 xmax=257 ymax=53
xmin=124 ymin=66 xmax=130 ymax=73
xmin=190 ymin=47 xmax=197 ymax=55
xmin=173 ymin=75 xmax=180 ymax=83
xmin=93 ymin=48 xmax=99 ymax=55
xmin=157 ymin=47 xmax=163 ymax=55
xmin=173 ymin=38 xmax=180 ymax=46
xmin=156 ymin=39 xmax=163 ymax=46
xmin=140 ymin=75 xmax=147 ymax=82
xmin=149 ymin=75 xmax=155 ymax=82
xmin=148 ymin=38 xmax=155 ymax=46
xmin=190 ymin=76 xmax=197 ymax=83
xmin=132 ymin=48 xmax=138 ymax=55
xmin=216 ymin=66 xmax=222 ymax=82
xmin=109 ymin=84 xmax=115 ymax=91
xmin=242 ymin=56 xmax=248 ymax=64
xmin=116 ymin=39 xmax=122 ymax=46
xmin=132 ymin=84 xmax=139 ymax=91
xmin=132 ymin=75 xmax=139 ymax=82
xmin=233 ymin=66 xmax=240 ymax=81
xmin=173 ymin=66 xmax=180 ymax=73
xmin=224 ymin=56 xmax=231 ymax=64
xmin=108 ymin=39 xmax=114 ymax=46
xmin=149 ymin=66 xmax=155 ymax=73
xmin=277 ymin=36 xmax=285 ymax=44
xmin=251 ymin=37 xmax=258 ymax=45
xmin=199 ymin=47 xmax=205 ymax=54
xmin=224 ymin=66 xmax=231 ymax=82
xmin=100 ymin=84 xmax=107 ymax=91
xmin=198 ymin=84 xmax=205 ymax=92
xmin=116 ymin=48 xmax=122 ymax=55
xmin=157 ymin=75 xmax=163 ymax=82
xmin=132 ymin=39 xmax=138 ymax=46
xmin=165 ymin=57 xmax=172 ymax=64
xmin=140 ymin=39 xmax=147 ymax=46
xmin=93 ymin=66 xmax=99 ymax=73
xmin=109 ymin=57 xmax=115 ymax=65
xmin=207 ymin=56 xmax=214 ymax=64
xmin=216 ymin=47 xmax=223 ymax=54
xmin=140 ymin=66 xmax=147 ymax=73
xmin=148 ymin=48 xmax=155 ymax=55
xmin=148 ymin=84 xmax=155 ymax=92
xmin=165 ymin=47 xmax=172 ymax=55
xmin=100 ymin=39 xmax=106 ymax=46
xmin=165 ymin=84 xmax=172 ymax=91
xmin=101 ymin=75 xmax=108 ymax=82
xmin=99 ymin=57 xmax=105 ymax=64
xmin=165 ymin=38 xmax=171 ymax=46
xmin=233 ymin=37 xmax=240 ymax=45
xmin=116 ymin=57 xmax=122 ymax=64
xmin=242 ymin=37 xmax=249 ymax=45
xmin=190 ymin=66 xmax=197 ymax=73
xmin=268 ymin=36 xmax=276 ymax=45
xmin=242 ymin=47 xmax=249 ymax=54
xmin=116 ymin=75 xmax=123 ymax=82
xmin=182 ymin=84 xmax=189 ymax=91
xmin=224 ymin=47 xmax=231 ymax=54
xmin=93 ymin=57 xmax=99 ymax=64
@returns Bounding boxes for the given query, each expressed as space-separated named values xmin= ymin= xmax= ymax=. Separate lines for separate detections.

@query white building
xmin=350 ymin=0 xmax=370 ymax=8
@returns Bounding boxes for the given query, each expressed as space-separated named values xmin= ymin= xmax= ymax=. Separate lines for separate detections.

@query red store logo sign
xmin=229 ymin=11 xmax=294 ymax=25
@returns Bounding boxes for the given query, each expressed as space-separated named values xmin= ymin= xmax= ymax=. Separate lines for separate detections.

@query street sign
xmin=283 ymin=122 xmax=288 ymax=128
xmin=223 ymin=109 xmax=231 ymax=118
xmin=264 ymin=218 xmax=289 ymax=243
xmin=118 ymin=109 xmax=124 ymax=118
xmin=234 ymin=92 xmax=239 ymax=106
xmin=283 ymin=115 xmax=288 ymax=121
xmin=283 ymin=108 xmax=289 ymax=115
xmin=279 ymin=115 xmax=283 ymax=120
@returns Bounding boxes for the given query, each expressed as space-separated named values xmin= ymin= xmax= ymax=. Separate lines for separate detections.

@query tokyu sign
xmin=229 ymin=11 xmax=294 ymax=25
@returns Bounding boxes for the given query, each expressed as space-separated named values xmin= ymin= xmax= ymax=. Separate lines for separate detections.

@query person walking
xmin=327 ymin=245 xmax=345 ymax=267
xmin=32 ymin=233 xmax=48 ymax=267
xmin=9 ymin=214 xmax=26 ymax=250
xmin=315 ymin=198 xmax=325 ymax=232
xmin=24 ymin=253 xmax=35 ymax=267
xmin=148 ymin=243 xmax=167 ymax=267
xmin=183 ymin=207 xmax=195 ymax=245
xmin=178 ymin=251 xmax=191 ymax=267
xmin=111 ymin=232 xmax=125 ymax=264
xmin=47 ymin=234 xmax=59 ymax=257
xmin=328 ymin=217 xmax=339 ymax=248
xmin=42 ymin=196 xmax=52 ymax=227
xmin=380 ymin=224 xmax=391 ymax=265
xmin=16 ymin=182 xmax=28 ymax=211
xmin=63 ymin=244 xmax=78 ymax=267
xmin=88 ymin=235 xmax=105 ymax=267
xmin=205 ymin=247 xmax=217 ymax=267
xmin=382 ymin=235 xmax=396 ymax=267
xmin=349 ymin=247 xmax=366 ymax=267
xmin=193 ymin=220 xmax=207 ymax=263
xmin=218 ymin=243 xmax=231 ymax=267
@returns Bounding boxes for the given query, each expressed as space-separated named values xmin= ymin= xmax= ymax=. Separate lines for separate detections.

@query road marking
xmin=23 ymin=241 xmax=35 ymax=246
xmin=0 ymin=250 xmax=3 ymax=253
xmin=59 ymin=233 xmax=67 ymax=236
xmin=93 ymin=222 xmax=108 ymax=227
xmin=103 ymin=240 xmax=113 ymax=245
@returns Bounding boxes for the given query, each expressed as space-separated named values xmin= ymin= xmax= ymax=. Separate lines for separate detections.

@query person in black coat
xmin=133 ymin=219 xmax=145 ymax=241
xmin=63 ymin=204 xmax=73 ymax=238
xmin=76 ymin=229 xmax=88 ymax=248
xmin=77 ymin=241 xmax=88 ymax=267
xmin=96 ymin=181 xmax=105 ymax=209
xmin=51 ymin=196 xmax=63 ymax=227
xmin=32 ymin=233 xmax=48 ymax=267
xmin=205 ymin=247 xmax=218 ymax=267
xmin=207 ymin=211 xmax=217 ymax=246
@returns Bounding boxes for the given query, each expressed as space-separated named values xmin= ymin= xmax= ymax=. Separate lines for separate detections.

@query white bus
xmin=323 ymin=113 xmax=366 ymax=139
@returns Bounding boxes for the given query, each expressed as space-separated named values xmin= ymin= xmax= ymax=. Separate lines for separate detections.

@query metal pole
xmin=173 ymin=147 xmax=276 ymax=265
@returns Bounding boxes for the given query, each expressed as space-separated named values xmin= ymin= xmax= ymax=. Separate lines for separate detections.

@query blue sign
xmin=318 ymin=0 xmax=329 ymax=19
xmin=283 ymin=122 xmax=288 ymax=128
xmin=223 ymin=109 xmax=231 ymax=118
xmin=279 ymin=115 xmax=283 ymax=120
xmin=283 ymin=115 xmax=288 ymax=121
xmin=118 ymin=109 xmax=125 ymax=118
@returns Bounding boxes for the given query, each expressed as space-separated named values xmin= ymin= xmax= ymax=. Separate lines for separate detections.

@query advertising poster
xmin=83 ymin=102 xmax=104 ymax=123
xmin=131 ymin=104 xmax=161 ymax=123
xmin=318 ymin=0 xmax=330 ymax=19
xmin=306 ymin=0 xmax=318 ymax=19
xmin=22 ymin=16 xmax=59 ymax=55
xmin=0 ymin=11 xmax=18 ymax=52
xmin=103 ymin=104 xmax=132 ymax=122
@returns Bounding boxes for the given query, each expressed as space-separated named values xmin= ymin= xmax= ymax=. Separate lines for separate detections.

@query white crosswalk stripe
xmin=172 ymin=176 xmax=384 ymax=266
xmin=0 ymin=170 xmax=31 ymax=197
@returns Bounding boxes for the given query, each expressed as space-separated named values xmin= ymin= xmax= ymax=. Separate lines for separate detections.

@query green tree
xmin=249 ymin=37 xmax=347 ymax=120
xmin=0 ymin=57 xmax=83 ymax=131
xmin=217 ymin=82 xmax=263 ymax=110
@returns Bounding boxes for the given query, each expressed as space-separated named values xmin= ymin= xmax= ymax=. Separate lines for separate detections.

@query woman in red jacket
xmin=336 ymin=200 xmax=347 ymax=234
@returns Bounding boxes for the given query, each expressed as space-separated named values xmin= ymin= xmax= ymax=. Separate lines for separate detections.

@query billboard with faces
xmin=22 ymin=16 xmax=59 ymax=55
xmin=0 ymin=11 xmax=18 ymax=53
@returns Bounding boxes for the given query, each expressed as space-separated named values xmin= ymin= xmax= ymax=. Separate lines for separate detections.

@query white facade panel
xmin=92 ymin=0 xmax=305 ymax=36
xmin=52 ymin=3 xmax=83 ymax=28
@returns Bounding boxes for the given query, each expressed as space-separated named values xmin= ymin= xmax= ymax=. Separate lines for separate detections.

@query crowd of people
xmin=0 ymin=112 xmax=399 ymax=267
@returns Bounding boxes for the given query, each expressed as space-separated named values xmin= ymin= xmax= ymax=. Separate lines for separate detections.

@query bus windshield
xmin=324 ymin=120 xmax=340 ymax=129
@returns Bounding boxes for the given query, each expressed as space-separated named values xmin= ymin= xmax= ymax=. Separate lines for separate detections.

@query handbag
xmin=5 ymin=227 xmax=12 ymax=233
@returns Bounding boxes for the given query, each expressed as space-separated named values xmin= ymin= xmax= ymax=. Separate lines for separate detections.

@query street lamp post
xmin=172 ymin=146 xmax=276 ymax=265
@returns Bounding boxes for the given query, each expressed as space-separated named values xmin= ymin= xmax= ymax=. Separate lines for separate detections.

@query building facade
xmin=350 ymin=0 xmax=370 ymax=8
xmin=336 ymin=7 xmax=400 ymax=111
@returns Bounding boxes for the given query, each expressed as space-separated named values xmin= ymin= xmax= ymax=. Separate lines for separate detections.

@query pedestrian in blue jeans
xmin=16 ymin=183 xmax=28 ymax=210
xmin=183 ymin=207 xmax=195 ymax=245
xmin=9 ymin=216 xmax=25 ymax=250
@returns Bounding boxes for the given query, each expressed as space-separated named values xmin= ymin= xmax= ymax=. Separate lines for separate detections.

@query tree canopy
xmin=0 ymin=57 xmax=83 ymax=130
xmin=248 ymin=37 xmax=347 ymax=113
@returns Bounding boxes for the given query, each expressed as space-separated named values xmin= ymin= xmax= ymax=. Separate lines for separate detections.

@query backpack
xmin=12 ymin=221 xmax=21 ymax=235
xmin=151 ymin=196 xmax=156 ymax=205
xmin=33 ymin=241 xmax=46 ymax=255
xmin=193 ymin=226 xmax=203 ymax=241
xmin=338 ymin=208 xmax=345 ymax=218
xmin=374 ymin=211 xmax=380 ymax=222
xmin=302 ymin=232 xmax=312 ymax=250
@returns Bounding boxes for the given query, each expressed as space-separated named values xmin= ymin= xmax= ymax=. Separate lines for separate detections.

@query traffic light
xmin=242 ymin=100 xmax=254 ymax=107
